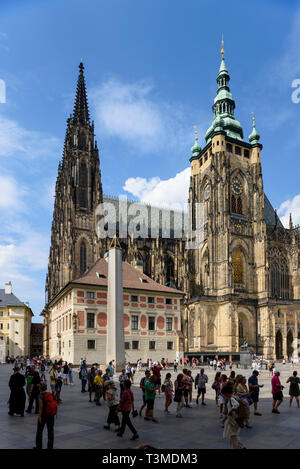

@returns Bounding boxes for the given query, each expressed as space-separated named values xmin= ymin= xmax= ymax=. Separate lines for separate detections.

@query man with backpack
xmin=33 ymin=383 xmax=57 ymax=450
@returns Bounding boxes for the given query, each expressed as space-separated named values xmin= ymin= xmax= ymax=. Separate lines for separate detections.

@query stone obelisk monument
xmin=106 ymin=237 xmax=125 ymax=372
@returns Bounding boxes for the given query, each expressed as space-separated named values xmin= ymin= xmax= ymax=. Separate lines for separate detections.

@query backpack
xmin=43 ymin=392 xmax=58 ymax=416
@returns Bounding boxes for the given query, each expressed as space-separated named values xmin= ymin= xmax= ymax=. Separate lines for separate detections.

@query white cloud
xmin=123 ymin=167 xmax=190 ymax=211
xmin=0 ymin=174 xmax=27 ymax=211
xmin=278 ymin=194 xmax=300 ymax=227
xmin=90 ymin=77 xmax=198 ymax=153
xmin=0 ymin=115 xmax=60 ymax=160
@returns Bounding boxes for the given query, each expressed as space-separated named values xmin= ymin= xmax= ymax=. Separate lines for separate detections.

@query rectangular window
xmin=244 ymin=149 xmax=249 ymax=158
xmin=125 ymin=342 xmax=130 ymax=350
xmin=226 ymin=143 xmax=233 ymax=153
xmin=131 ymin=295 xmax=138 ymax=302
xmin=235 ymin=146 xmax=241 ymax=155
xmin=167 ymin=342 xmax=173 ymax=350
xmin=166 ymin=317 xmax=173 ymax=331
xmin=6 ymin=337 xmax=9 ymax=345
xmin=86 ymin=291 xmax=95 ymax=299
xmin=131 ymin=315 xmax=139 ymax=330
xmin=69 ymin=340 xmax=71 ymax=347
xmin=149 ymin=341 xmax=155 ymax=350
xmin=0 ymin=312 xmax=3 ymax=316
xmin=0 ymin=336 xmax=3 ymax=343
xmin=87 ymin=340 xmax=95 ymax=350
xmin=7 ymin=323 xmax=9 ymax=330
xmin=166 ymin=298 xmax=172 ymax=305
xmin=0 ymin=324 xmax=2 ymax=330
xmin=87 ymin=313 xmax=95 ymax=329
xmin=132 ymin=341 xmax=139 ymax=350
xmin=148 ymin=316 xmax=155 ymax=331
xmin=148 ymin=297 xmax=154 ymax=304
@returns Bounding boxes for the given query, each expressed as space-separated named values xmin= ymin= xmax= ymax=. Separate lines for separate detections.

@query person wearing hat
xmin=248 ymin=370 xmax=264 ymax=416
xmin=271 ymin=370 xmax=284 ymax=413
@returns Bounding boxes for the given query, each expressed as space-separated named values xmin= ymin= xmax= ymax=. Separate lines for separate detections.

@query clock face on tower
xmin=204 ymin=184 xmax=211 ymax=200
xmin=232 ymin=178 xmax=243 ymax=195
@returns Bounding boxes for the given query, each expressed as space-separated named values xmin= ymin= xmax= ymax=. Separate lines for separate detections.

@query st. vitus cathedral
xmin=45 ymin=45 xmax=300 ymax=359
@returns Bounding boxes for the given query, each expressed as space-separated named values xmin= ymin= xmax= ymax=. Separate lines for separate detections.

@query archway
xmin=287 ymin=329 xmax=294 ymax=359
xmin=276 ymin=330 xmax=283 ymax=359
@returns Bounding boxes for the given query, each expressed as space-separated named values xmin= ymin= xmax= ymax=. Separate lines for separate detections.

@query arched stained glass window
xmin=269 ymin=248 xmax=290 ymax=299
xmin=232 ymin=250 xmax=243 ymax=283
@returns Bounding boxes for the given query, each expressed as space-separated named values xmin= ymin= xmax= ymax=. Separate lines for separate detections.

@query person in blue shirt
xmin=248 ymin=370 xmax=264 ymax=416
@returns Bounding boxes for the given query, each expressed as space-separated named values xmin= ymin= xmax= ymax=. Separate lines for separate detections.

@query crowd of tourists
xmin=5 ymin=355 xmax=300 ymax=449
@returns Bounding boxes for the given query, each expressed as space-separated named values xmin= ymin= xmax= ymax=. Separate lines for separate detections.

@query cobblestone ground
xmin=0 ymin=363 xmax=300 ymax=449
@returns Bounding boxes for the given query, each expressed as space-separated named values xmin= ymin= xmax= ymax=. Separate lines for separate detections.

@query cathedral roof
xmin=72 ymin=258 xmax=183 ymax=295
xmin=264 ymin=194 xmax=283 ymax=228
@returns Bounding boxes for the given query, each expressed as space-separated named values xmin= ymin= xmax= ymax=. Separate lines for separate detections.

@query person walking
xmin=94 ymin=370 xmax=103 ymax=406
xmin=49 ymin=365 xmax=58 ymax=395
xmin=62 ymin=362 xmax=69 ymax=385
xmin=116 ymin=380 xmax=139 ymax=440
xmin=55 ymin=367 xmax=63 ymax=403
xmin=26 ymin=370 xmax=41 ymax=414
xmin=174 ymin=373 xmax=185 ymax=418
xmin=212 ymin=371 xmax=221 ymax=406
xmin=88 ymin=366 xmax=96 ymax=402
xmin=139 ymin=369 xmax=150 ymax=416
xmin=80 ymin=365 xmax=88 ymax=393
xmin=8 ymin=366 xmax=26 ymax=417
xmin=119 ymin=369 xmax=128 ymax=396
xmin=286 ymin=370 xmax=300 ymax=408
xmin=248 ymin=370 xmax=264 ymax=416
xmin=163 ymin=373 xmax=173 ymax=413
xmin=221 ymin=385 xmax=245 ymax=449
xmin=104 ymin=381 xmax=121 ymax=432
xmin=195 ymin=368 xmax=208 ymax=405
xmin=272 ymin=370 xmax=284 ymax=414
xmin=144 ymin=375 xmax=158 ymax=422
xmin=33 ymin=383 xmax=57 ymax=450
xmin=68 ymin=364 xmax=74 ymax=385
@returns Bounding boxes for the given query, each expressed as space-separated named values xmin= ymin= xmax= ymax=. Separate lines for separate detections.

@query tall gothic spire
xmin=205 ymin=40 xmax=243 ymax=143
xmin=73 ymin=62 xmax=90 ymax=126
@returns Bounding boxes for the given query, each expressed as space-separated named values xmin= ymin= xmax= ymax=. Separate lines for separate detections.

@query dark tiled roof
xmin=73 ymin=258 xmax=183 ymax=295
xmin=0 ymin=289 xmax=26 ymax=308
xmin=264 ymin=194 xmax=283 ymax=228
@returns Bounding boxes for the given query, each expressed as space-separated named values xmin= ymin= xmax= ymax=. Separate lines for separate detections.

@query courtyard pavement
xmin=0 ymin=363 xmax=299 ymax=449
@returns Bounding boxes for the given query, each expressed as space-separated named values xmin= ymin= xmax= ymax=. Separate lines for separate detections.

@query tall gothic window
xmin=231 ymin=195 xmax=236 ymax=213
xmin=237 ymin=197 xmax=242 ymax=214
xmin=232 ymin=250 xmax=243 ymax=284
xmin=79 ymin=162 xmax=87 ymax=187
xmin=269 ymin=248 xmax=290 ymax=299
xmin=80 ymin=242 xmax=87 ymax=275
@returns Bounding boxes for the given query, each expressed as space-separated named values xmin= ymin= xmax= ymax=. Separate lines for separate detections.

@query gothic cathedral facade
xmin=44 ymin=52 xmax=300 ymax=360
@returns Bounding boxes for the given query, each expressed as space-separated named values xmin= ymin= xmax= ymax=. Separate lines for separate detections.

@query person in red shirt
xmin=152 ymin=363 xmax=163 ymax=394
xmin=271 ymin=370 xmax=284 ymax=414
xmin=116 ymin=380 xmax=139 ymax=440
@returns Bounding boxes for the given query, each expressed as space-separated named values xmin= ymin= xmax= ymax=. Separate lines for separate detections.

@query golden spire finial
xmin=193 ymin=124 xmax=198 ymax=135
xmin=251 ymin=111 xmax=255 ymax=123
xmin=221 ymin=35 xmax=224 ymax=56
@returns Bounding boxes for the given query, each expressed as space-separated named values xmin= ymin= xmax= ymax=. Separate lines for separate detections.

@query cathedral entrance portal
xmin=276 ymin=330 xmax=283 ymax=359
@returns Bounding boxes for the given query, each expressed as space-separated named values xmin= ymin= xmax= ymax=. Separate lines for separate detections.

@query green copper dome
xmin=205 ymin=55 xmax=244 ymax=143
xmin=191 ymin=134 xmax=201 ymax=156
xmin=249 ymin=117 xmax=260 ymax=145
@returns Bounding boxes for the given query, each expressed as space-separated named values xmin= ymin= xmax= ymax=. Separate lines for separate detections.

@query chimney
xmin=134 ymin=259 xmax=143 ymax=273
xmin=5 ymin=282 xmax=12 ymax=295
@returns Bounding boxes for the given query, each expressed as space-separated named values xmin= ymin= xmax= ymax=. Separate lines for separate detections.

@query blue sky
xmin=0 ymin=0 xmax=300 ymax=320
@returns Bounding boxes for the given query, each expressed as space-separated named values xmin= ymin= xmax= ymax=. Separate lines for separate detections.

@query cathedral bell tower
xmin=46 ymin=63 xmax=103 ymax=303
xmin=189 ymin=41 xmax=265 ymax=300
